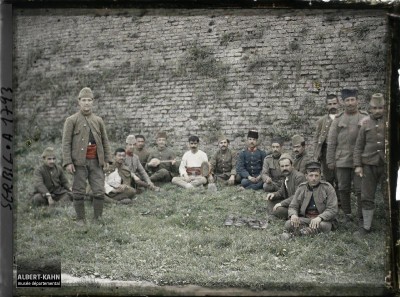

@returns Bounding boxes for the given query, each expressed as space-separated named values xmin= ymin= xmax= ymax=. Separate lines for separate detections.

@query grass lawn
xmin=14 ymin=141 xmax=389 ymax=295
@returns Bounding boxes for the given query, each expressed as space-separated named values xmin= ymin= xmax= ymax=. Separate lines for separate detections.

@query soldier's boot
xmin=73 ymin=198 xmax=86 ymax=230
xmin=356 ymin=193 xmax=363 ymax=227
xmin=339 ymin=190 xmax=352 ymax=218
xmin=93 ymin=196 xmax=104 ymax=225
xmin=354 ymin=209 xmax=374 ymax=236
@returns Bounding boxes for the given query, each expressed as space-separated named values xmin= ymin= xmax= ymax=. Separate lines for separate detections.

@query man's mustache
xmin=282 ymin=170 xmax=289 ymax=174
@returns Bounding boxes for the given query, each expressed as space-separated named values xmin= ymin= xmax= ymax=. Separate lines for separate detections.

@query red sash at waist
xmin=86 ymin=144 xmax=97 ymax=159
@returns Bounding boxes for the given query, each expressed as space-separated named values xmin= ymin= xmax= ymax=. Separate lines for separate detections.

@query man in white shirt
xmin=172 ymin=135 xmax=209 ymax=189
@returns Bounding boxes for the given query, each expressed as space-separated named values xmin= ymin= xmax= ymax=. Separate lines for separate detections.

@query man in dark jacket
xmin=31 ymin=147 xmax=72 ymax=206
xmin=62 ymin=87 xmax=112 ymax=227
xmin=236 ymin=130 xmax=267 ymax=190
xmin=265 ymin=153 xmax=306 ymax=220
xmin=353 ymin=93 xmax=386 ymax=235
xmin=284 ymin=161 xmax=338 ymax=237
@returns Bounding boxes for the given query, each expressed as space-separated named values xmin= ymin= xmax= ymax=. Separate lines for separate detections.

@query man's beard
xmin=272 ymin=151 xmax=281 ymax=158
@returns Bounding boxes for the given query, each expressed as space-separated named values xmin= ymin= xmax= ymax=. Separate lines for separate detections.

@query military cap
xmin=156 ymin=131 xmax=167 ymax=139
xmin=305 ymin=161 xmax=321 ymax=170
xmin=370 ymin=93 xmax=384 ymax=107
xmin=78 ymin=87 xmax=94 ymax=99
xmin=218 ymin=134 xmax=229 ymax=143
xmin=271 ymin=136 xmax=284 ymax=146
xmin=126 ymin=134 xmax=136 ymax=144
xmin=341 ymin=88 xmax=358 ymax=99
xmin=279 ymin=153 xmax=293 ymax=164
xmin=41 ymin=147 xmax=55 ymax=158
xmin=292 ymin=134 xmax=305 ymax=146
xmin=247 ymin=130 xmax=259 ymax=139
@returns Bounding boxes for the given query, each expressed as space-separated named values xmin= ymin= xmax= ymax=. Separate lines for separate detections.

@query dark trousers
xmin=241 ymin=178 xmax=263 ymax=190
xmin=73 ymin=159 xmax=105 ymax=200
xmin=361 ymin=164 xmax=385 ymax=210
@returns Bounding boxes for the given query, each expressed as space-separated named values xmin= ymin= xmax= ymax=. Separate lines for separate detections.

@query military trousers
xmin=107 ymin=187 xmax=136 ymax=201
xmin=149 ymin=169 xmax=173 ymax=182
xmin=284 ymin=217 xmax=332 ymax=233
xmin=72 ymin=159 xmax=105 ymax=201
xmin=320 ymin=147 xmax=337 ymax=187
xmin=172 ymin=175 xmax=207 ymax=188
xmin=336 ymin=167 xmax=361 ymax=194
xmin=263 ymin=181 xmax=280 ymax=193
xmin=361 ymin=164 xmax=385 ymax=210
xmin=267 ymin=200 xmax=288 ymax=219
xmin=31 ymin=192 xmax=72 ymax=206
xmin=241 ymin=178 xmax=263 ymax=190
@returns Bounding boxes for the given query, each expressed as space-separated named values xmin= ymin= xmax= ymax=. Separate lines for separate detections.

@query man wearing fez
xmin=237 ymin=130 xmax=267 ymax=190
xmin=208 ymin=135 xmax=239 ymax=186
xmin=353 ymin=93 xmax=386 ymax=235
xmin=327 ymin=88 xmax=368 ymax=223
xmin=265 ymin=153 xmax=306 ymax=220
xmin=31 ymin=147 xmax=73 ymax=206
xmin=262 ymin=137 xmax=285 ymax=193
xmin=283 ymin=161 xmax=338 ymax=237
xmin=125 ymin=135 xmax=159 ymax=191
xmin=134 ymin=134 xmax=150 ymax=168
xmin=313 ymin=94 xmax=340 ymax=188
xmin=104 ymin=148 xmax=137 ymax=205
xmin=62 ymin=87 xmax=112 ymax=226
xmin=146 ymin=131 xmax=177 ymax=183
xmin=172 ymin=135 xmax=209 ymax=189
xmin=292 ymin=134 xmax=311 ymax=174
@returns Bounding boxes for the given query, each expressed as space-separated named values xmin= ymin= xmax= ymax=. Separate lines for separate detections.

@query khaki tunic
xmin=33 ymin=164 xmax=71 ymax=196
xmin=261 ymin=154 xmax=283 ymax=186
xmin=273 ymin=169 xmax=306 ymax=207
xmin=125 ymin=154 xmax=152 ymax=184
xmin=293 ymin=151 xmax=312 ymax=174
xmin=145 ymin=147 xmax=177 ymax=174
xmin=326 ymin=110 xmax=369 ymax=168
xmin=288 ymin=181 xmax=338 ymax=222
xmin=62 ymin=111 xmax=112 ymax=167
xmin=209 ymin=148 xmax=237 ymax=176
xmin=313 ymin=114 xmax=335 ymax=160
xmin=134 ymin=148 xmax=150 ymax=168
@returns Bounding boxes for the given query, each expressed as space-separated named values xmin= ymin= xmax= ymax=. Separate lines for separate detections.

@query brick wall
xmin=13 ymin=8 xmax=388 ymax=156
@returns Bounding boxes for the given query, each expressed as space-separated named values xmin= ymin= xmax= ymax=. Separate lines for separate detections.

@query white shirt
xmin=104 ymin=169 xmax=121 ymax=194
xmin=179 ymin=150 xmax=208 ymax=176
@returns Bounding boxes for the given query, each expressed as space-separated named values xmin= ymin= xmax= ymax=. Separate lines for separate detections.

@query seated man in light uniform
xmin=172 ymin=135 xmax=209 ymax=190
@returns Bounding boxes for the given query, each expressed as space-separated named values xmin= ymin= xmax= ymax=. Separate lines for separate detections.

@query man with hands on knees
xmin=282 ymin=161 xmax=338 ymax=238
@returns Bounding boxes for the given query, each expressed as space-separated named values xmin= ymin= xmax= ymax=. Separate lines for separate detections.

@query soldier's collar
xmin=126 ymin=151 xmax=133 ymax=157
xmin=307 ymin=183 xmax=321 ymax=190
xmin=247 ymin=147 xmax=258 ymax=152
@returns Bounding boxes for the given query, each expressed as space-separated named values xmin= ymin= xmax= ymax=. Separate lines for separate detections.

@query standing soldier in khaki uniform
xmin=134 ymin=135 xmax=150 ymax=168
xmin=62 ymin=87 xmax=112 ymax=227
xmin=262 ymin=137 xmax=285 ymax=193
xmin=208 ymin=135 xmax=239 ymax=186
xmin=353 ymin=93 xmax=386 ymax=235
xmin=313 ymin=94 xmax=340 ymax=189
xmin=292 ymin=134 xmax=311 ymax=174
xmin=265 ymin=153 xmax=306 ymax=220
xmin=125 ymin=135 xmax=159 ymax=191
xmin=31 ymin=147 xmax=73 ymax=206
xmin=327 ymin=88 xmax=369 ymax=224
xmin=146 ymin=131 xmax=177 ymax=183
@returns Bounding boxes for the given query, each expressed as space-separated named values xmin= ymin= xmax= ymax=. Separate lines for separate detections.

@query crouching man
xmin=172 ymin=135 xmax=209 ymax=189
xmin=31 ymin=147 xmax=73 ymax=206
xmin=284 ymin=161 xmax=338 ymax=237
xmin=104 ymin=148 xmax=136 ymax=205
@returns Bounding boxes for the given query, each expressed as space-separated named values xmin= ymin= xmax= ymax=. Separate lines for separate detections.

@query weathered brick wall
xmin=13 ymin=8 xmax=388 ymax=156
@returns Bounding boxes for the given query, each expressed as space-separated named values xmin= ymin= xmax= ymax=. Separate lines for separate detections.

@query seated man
xmin=31 ymin=147 xmax=73 ymax=206
xmin=104 ymin=148 xmax=136 ymax=204
xmin=124 ymin=135 xmax=159 ymax=191
xmin=172 ymin=135 xmax=209 ymax=190
xmin=146 ymin=131 xmax=177 ymax=183
xmin=236 ymin=130 xmax=268 ymax=190
xmin=134 ymin=134 xmax=150 ymax=168
xmin=208 ymin=135 xmax=240 ymax=186
xmin=262 ymin=136 xmax=285 ymax=193
xmin=284 ymin=161 xmax=338 ymax=237
xmin=265 ymin=153 xmax=306 ymax=220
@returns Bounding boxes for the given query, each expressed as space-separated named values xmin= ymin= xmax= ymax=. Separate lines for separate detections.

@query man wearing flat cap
xmin=283 ymin=161 xmax=338 ymax=237
xmin=62 ymin=87 xmax=112 ymax=227
xmin=236 ymin=130 xmax=268 ymax=190
xmin=31 ymin=147 xmax=73 ymax=206
xmin=146 ymin=131 xmax=177 ymax=183
xmin=261 ymin=136 xmax=285 ymax=193
xmin=208 ymin=135 xmax=239 ymax=186
xmin=125 ymin=134 xmax=159 ymax=191
xmin=265 ymin=153 xmax=306 ymax=220
xmin=353 ymin=93 xmax=386 ymax=235
xmin=327 ymin=88 xmax=368 ymax=224
xmin=292 ymin=134 xmax=312 ymax=174
xmin=313 ymin=94 xmax=340 ymax=189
